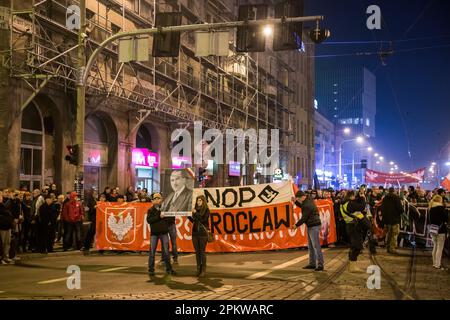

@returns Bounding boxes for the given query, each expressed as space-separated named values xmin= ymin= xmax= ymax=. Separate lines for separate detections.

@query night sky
xmin=305 ymin=0 xmax=450 ymax=172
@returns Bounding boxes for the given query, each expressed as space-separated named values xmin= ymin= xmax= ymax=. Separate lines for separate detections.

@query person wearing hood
xmin=61 ymin=192 xmax=84 ymax=251
xmin=428 ymin=195 xmax=448 ymax=270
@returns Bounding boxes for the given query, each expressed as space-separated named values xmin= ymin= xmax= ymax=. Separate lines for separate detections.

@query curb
xmin=16 ymin=249 xmax=100 ymax=261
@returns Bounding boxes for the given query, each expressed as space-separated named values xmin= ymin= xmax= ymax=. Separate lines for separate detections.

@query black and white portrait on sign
xmin=161 ymin=168 xmax=194 ymax=216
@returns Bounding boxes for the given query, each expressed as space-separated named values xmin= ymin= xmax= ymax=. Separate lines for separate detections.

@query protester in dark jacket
xmin=125 ymin=186 xmax=136 ymax=202
xmin=429 ymin=195 xmax=449 ymax=269
xmin=188 ymin=195 xmax=210 ymax=277
xmin=381 ymin=187 xmax=404 ymax=254
xmin=83 ymin=188 xmax=98 ymax=250
xmin=0 ymin=193 xmax=13 ymax=264
xmin=292 ymin=191 xmax=324 ymax=271
xmin=146 ymin=193 xmax=175 ymax=276
xmin=21 ymin=193 xmax=32 ymax=252
xmin=37 ymin=195 xmax=57 ymax=253
xmin=340 ymin=190 xmax=367 ymax=272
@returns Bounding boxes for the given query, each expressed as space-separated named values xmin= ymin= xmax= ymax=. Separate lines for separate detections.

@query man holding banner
xmin=292 ymin=191 xmax=324 ymax=271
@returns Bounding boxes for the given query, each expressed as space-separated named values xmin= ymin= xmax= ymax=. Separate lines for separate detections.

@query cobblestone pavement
xmin=1 ymin=247 xmax=449 ymax=300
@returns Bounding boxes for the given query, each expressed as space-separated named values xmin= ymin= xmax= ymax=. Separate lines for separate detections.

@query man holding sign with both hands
xmin=147 ymin=193 xmax=177 ymax=277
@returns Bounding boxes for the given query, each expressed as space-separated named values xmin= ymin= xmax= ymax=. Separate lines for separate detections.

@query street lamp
xmin=338 ymin=136 xmax=364 ymax=179
xmin=374 ymin=153 xmax=379 ymax=157
xmin=263 ymin=25 xmax=273 ymax=37
xmin=343 ymin=127 xmax=351 ymax=135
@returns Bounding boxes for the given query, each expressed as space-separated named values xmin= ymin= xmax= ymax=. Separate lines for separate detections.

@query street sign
xmin=118 ymin=37 xmax=149 ymax=63
xmin=195 ymin=31 xmax=230 ymax=57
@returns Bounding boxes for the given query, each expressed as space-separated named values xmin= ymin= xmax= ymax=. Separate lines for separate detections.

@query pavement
xmin=1 ymin=246 xmax=449 ymax=300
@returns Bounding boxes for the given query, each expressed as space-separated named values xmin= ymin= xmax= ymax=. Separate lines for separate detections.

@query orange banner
xmin=95 ymin=199 xmax=336 ymax=252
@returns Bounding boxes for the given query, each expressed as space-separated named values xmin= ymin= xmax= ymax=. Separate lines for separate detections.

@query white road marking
xmin=0 ymin=291 xmax=5 ymax=293
xmin=98 ymin=266 xmax=129 ymax=273
xmin=246 ymin=249 xmax=330 ymax=280
xmin=37 ymin=277 xmax=68 ymax=284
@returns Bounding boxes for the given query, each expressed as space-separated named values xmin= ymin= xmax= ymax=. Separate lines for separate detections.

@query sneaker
xmin=3 ymin=258 xmax=12 ymax=263
xmin=148 ymin=271 xmax=155 ymax=276
xmin=315 ymin=265 xmax=324 ymax=271
xmin=167 ymin=270 xmax=177 ymax=276
xmin=1 ymin=260 xmax=7 ymax=265
xmin=302 ymin=265 xmax=316 ymax=269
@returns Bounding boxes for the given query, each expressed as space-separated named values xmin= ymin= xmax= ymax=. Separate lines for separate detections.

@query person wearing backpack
xmin=428 ymin=195 xmax=448 ymax=270
xmin=0 ymin=192 xmax=14 ymax=264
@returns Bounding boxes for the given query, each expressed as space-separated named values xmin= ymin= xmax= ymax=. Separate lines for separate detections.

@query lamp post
xmin=338 ymin=136 xmax=364 ymax=181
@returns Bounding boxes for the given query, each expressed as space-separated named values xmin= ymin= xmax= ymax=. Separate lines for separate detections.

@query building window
xmin=111 ymin=23 xmax=121 ymax=35
xmin=20 ymin=103 xmax=44 ymax=191
xmin=186 ymin=65 xmax=194 ymax=87
xmin=86 ymin=9 xmax=95 ymax=20
xmin=366 ymin=118 xmax=370 ymax=126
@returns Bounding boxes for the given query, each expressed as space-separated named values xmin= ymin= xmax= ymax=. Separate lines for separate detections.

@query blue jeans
xmin=148 ymin=233 xmax=172 ymax=273
xmin=167 ymin=223 xmax=178 ymax=261
xmin=307 ymin=225 xmax=324 ymax=267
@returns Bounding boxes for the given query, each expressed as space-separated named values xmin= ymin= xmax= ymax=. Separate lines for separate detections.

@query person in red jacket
xmin=61 ymin=192 xmax=84 ymax=251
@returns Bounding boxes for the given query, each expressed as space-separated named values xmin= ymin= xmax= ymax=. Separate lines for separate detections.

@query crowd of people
xmin=0 ymin=183 xmax=448 ymax=274
xmin=298 ymin=185 xmax=449 ymax=271
xmin=0 ymin=184 xmax=155 ymax=264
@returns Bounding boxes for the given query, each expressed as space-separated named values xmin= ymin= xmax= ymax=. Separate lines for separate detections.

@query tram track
xmin=369 ymin=247 xmax=419 ymax=300
xmin=298 ymin=251 xmax=349 ymax=300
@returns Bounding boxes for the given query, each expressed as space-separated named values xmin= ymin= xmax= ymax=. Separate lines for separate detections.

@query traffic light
xmin=361 ymin=159 xmax=367 ymax=169
xmin=236 ymin=4 xmax=268 ymax=52
xmin=309 ymin=25 xmax=331 ymax=44
xmin=65 ymin=145 xmax=79 ymax=166
xmin=152 ymin=12 xmax=182 ymax=57
xmin=273 ymin=0 xmax=304 ymax=51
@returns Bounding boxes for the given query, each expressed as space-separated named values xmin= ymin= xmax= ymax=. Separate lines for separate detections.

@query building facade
xmin=315 ymin=65 xmax=376 ymax=138
xmin=0 ymin=0 xmax=315 ymax=194
xmin=314 ymin=109 xmax=336 ymax=188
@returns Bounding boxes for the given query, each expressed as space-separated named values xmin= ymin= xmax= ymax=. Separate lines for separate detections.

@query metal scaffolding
xmin=6 ymin=0 xmax=295 ymax=141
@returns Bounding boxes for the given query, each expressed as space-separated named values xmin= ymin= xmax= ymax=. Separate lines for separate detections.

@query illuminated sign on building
xmin=132 ymin=148 xmax=159 ymax=168
xmin=229 ymin=161 xmax=241 ymax=177
xmin=84 ymin=143 xmax=108 ymax=166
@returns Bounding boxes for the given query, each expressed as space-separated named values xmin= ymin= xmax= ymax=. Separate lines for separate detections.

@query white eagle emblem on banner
xmin=366 ymin=170 xmax=378 ymax=181
xmin=107 ymin=212 xmax=133 ymax=241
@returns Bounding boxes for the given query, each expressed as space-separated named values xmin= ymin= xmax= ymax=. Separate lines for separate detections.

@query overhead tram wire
xmin=310 ymin=43 xmax=450 ymax=58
